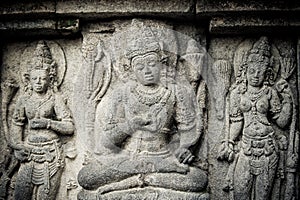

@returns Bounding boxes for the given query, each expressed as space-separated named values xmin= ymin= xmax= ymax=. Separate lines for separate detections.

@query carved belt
xmin=242 ymin=133 xmax=276 ymax=157
xmin=28 ymin=139 xmax=62 ymax=163
xmin=126 ymin=133 xmax=168 ymax=154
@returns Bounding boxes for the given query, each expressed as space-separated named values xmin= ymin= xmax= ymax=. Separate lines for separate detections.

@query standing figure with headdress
xmin=10 ymin=41 xmax=74 ymax=200
xmin=218 ymin=37 xmax=293 ymax=200
xmin=78 ymin=22 xmax=208 ymax=199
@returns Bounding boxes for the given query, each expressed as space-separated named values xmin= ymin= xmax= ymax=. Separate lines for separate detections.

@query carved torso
xmin=13 ymin=91 xmax=72 ymax=143
xmin=124 ymin=83 xmax=175 ymax=153
xmin=240 ymin=86 xmax=278 ymax=138
xmin=230 ymin=85 xmax=282 ymax=157
xmin=103 ymin=82 xmax=176 ymax=154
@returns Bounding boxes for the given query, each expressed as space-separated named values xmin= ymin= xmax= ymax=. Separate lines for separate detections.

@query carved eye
xmin=148 ymin=61 xmax=156 ymax=67
xmin=249 ymin=68 xmax=255 ymax=74
xmin=135 ymin=64 xmax=144 ymax=70
xmin=31 ymin=77 xmax=37 ymax=80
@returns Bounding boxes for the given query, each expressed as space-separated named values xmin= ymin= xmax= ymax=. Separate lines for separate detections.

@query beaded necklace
xmin=132 ymin=84 xmax=166 ymax=106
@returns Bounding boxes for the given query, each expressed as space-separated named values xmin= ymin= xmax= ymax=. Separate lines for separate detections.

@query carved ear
xmin=264 ymin=67 xmax=275 ymax=86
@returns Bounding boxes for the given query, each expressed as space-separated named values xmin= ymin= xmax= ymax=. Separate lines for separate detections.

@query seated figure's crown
xmin=126 ymin=20 xmax=161 ymax=59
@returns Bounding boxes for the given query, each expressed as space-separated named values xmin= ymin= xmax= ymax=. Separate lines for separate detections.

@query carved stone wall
xmin=0 ymin=1 xmax=300 ymax=200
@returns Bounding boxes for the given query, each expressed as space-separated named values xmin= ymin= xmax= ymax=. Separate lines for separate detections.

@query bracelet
xmin=47 ymin=119 xmax=51 ymax=129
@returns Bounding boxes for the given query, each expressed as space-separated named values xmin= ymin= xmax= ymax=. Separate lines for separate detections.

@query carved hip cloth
xmin=241 ymin=133 xmax=278 ymax=175
xmin=26 ymin=139 xmax=64 ymax=191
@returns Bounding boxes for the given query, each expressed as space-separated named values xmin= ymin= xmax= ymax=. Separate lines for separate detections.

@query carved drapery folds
xmin=0 ymin=15 xmax=300 ymax=200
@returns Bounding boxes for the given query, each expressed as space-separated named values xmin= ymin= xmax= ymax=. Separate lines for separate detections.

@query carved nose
xmin=144 ymin=67 xmax=151 ymax=74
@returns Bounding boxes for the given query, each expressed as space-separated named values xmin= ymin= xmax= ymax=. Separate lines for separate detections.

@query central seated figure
xmin=78 ymin=25 xmax=208 ymax=200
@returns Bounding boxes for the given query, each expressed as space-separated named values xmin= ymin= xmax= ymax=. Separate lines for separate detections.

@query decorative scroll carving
xmin=1 ymin=41 xmax=75 ymax=200
xmin=218 ymin=36 xmax=298 ymax=200
xmin=77 ymin=19 xmax=209 ymax=200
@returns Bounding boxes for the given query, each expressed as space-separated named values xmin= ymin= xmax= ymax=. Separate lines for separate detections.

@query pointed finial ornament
xmin=30 ymin=40 xmax=56 ymax=71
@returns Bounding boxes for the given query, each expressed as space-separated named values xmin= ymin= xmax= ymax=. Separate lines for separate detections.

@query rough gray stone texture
xmin=0 ymin=19 xmax=79 ymax=37
xmin=208 ymin=36 xmax=299 ymax=200
xmin=56 ymin=0 xmax=195 ymax=18
xmin=209 ymin=16 xmax=300 ymax=34
xmin=0 ymin=1 xmax=56 ymax=16
xmin=76 ymin=19 xmax=209 ymax=200
xmin=0 ymin=1 xmax=300 ymax=200
xmin=196 ymin=0 xmax=300 ymax=15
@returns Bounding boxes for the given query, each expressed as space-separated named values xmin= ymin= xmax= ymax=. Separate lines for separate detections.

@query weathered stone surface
xmin=208 ymin=36 xmax=299 ymax=200
xmin=0 ymin=1 xmax=55 ymax=18
xmin=0 ymin=19 xmax=80 ymax=37
xmin=196 ymin=0 xmax=300 ymax=16
xmin=56 ymin=0 xmax=195 ymax=19
xmin=1 ymin=1 xmax=300 ymax=200
xmin=76 ymin=18 xmax=209 ymax=200
xmin=209 ymin=16 xmax=300 ymax=34
xmin=1 ymin=39 xmax=83 ymax=200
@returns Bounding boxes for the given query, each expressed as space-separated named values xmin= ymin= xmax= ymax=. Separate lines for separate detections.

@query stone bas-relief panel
xmin=210 ymin=37 xmax=299 ymax=200
xmin=0 ymin=17 xmax=300 ymax=200
xmin=0 ymin=39 xmax=82 ymax=200
xmin=11 ymin=41 xmax=75 ymax=200
xmin=76 ymin=19 xmax=209 ymax=200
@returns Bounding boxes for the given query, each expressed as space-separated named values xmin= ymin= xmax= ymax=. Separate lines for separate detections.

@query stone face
xmin=0 ymin=1 xmax=300 ymax=200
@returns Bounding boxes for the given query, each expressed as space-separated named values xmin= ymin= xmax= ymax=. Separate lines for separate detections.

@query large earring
xmin=264 ymin=68 xmax=274 ymax=86
xmin=23 ymin=73 xmax=32 ymax=94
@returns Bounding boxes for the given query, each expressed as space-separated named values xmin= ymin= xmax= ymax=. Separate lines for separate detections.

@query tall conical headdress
xmin=25 ymin=41 xmax=58 ymax=90
xmin=30 ymin=40 xmax=56 ymax=71
xmin=247 ymin=36 xmax=271 ymax=66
